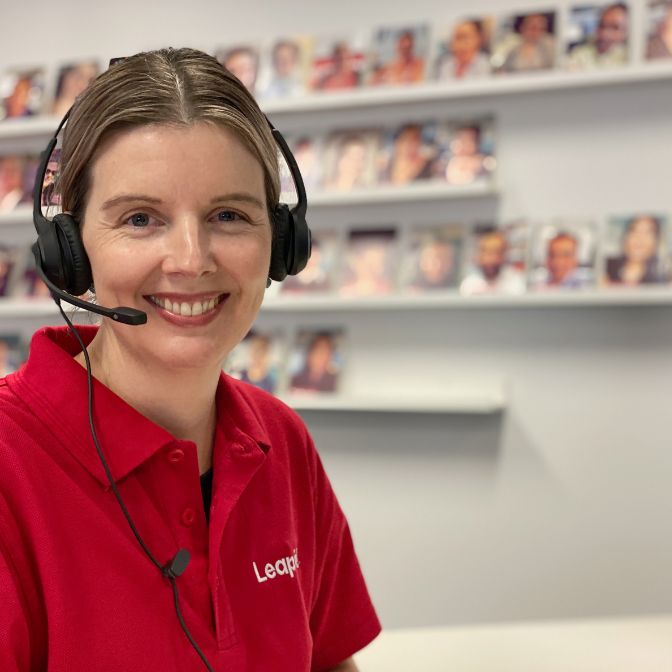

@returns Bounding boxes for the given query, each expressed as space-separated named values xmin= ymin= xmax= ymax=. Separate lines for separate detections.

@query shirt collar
xmin=12 ymin=325 xmax=271 ymax=488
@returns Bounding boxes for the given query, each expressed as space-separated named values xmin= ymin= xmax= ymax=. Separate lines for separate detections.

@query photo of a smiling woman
xmin=0 ymin=48 xmax=380 ymax=672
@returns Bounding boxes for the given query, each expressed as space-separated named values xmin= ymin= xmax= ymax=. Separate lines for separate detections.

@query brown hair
xmin=57 ymin=47 xmax=280 ymax=226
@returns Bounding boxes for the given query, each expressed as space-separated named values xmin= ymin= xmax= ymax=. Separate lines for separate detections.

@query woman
xmin=0 ymin=48 xmax=380 ymax=671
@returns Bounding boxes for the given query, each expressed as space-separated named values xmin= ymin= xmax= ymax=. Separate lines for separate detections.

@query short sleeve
xmin=308 ymin=442 xmax=382 ymax=671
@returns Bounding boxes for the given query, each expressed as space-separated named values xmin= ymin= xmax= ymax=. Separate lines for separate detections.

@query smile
xmin=147 ymin=294 xmax=226 ymax=317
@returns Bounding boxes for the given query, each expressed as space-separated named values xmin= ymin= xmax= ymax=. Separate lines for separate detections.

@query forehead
xmin=88 ymin=122 xmax=266 ymax=204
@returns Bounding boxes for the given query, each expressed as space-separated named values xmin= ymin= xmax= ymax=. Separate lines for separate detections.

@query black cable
xmin=57 ymin=300 xmax=215 ymax=672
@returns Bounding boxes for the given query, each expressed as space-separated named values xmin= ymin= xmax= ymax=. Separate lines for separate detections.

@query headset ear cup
xmin=269 ymin=204 xmax=290 ymax=282
xmin=52 ymin=213 xmax=93 ymax=296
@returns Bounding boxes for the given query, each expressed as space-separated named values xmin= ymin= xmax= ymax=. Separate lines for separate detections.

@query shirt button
xmin=181 ymin=507 xmax=196 ymax=527
xmin=167 ymin=447 xmax=185 ymax=463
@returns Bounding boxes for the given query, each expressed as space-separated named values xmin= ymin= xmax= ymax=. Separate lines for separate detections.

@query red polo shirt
xmin=0 ymin=326 xmax=381 ymax=671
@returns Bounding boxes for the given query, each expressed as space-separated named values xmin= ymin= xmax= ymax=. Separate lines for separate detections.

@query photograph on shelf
xmin=16 ymin=246 xmax=51 ymax=299
xmin=51 ymin=61 xmax=99 ymax=117
xmin=565 ymin=3 xmax=630 ymax=70
xmin=41 ymin=148 xmax=61 ymax=209
xmin=460 ymin=220 xmax=528 ymax=295
xmin=433 ymin=118 xmax=497 ymax=187
xmin=528 ymin=219 xmax=598 ymax=290
xmin=225 ymin=328 xmax=285 ymax=395
xmin=0 ymin=155 xmax=34 ymax=212
xmin=491 ymin=10 xmax=557 ymax=74
xmin=0 ymin=334 xmax=26 ymax=377
xmin=288 ymin=328 xmax=345 ymax=394
xmin=377 ymin=122 xmax=440 ymax=186
xmin=215 ymin=45 xmax=260 ymax=96
xmin=340 ymin=228 xmax=399 ymax=296
xmin=288 ymin=135 xmax=324 ymax=192
xmin=400 ymin=224 xmax=465 ymax=292
xmin=0 ymin=246 xmax=22 ymax=297
xmin=308 ymin=34 xmax=369 ymax=91
xmin=257 ymin=36 xmax=313 ymax=100
xmin=646 ymin=0 xmax=672 ymax=60
xmin=368 ymin=24 xmax=431 ymax=85
xmin=280 ymin=229 xmax=340 ymax=295
xmin=321 ymin=129 xmax=380 ymax=191
xmin=431 ymin=16 xmax=495 ymax=80
xmin=602 ymin=214 xmax=669 ymax=286
xmin=0 ymin=67 xmax=45 ymax=119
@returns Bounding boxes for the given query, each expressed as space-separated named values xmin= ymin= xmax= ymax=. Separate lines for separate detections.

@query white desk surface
xmin=355 ymin=615 xmax=672 ymax=671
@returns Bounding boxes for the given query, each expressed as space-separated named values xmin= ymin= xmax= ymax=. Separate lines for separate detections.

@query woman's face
xmin=81 ymin=122 xmax=272 ymax=372
xmin=624 ymin=217 xmax=658 ymax=263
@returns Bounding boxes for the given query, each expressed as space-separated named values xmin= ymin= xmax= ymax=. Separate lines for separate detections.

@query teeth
xmin=149 ymin=295 xmax=222 ymax=317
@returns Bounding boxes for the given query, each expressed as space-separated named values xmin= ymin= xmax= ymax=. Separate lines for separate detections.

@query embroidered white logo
xmin=253 ymin=548 xmax=300 ymax=583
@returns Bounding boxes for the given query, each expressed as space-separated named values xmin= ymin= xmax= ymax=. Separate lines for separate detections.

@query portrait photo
xmin=368 ymin=24 xmax=430 ymax=85
xmin=258 ymin=36 xmax=312 ymax=100
xmin=0 ymin=334 xmax=25 ymax=377
xmin=289 ymin=135 xmax=324 ymax=192
xmin=340 ymin=228 xmax=399 ymax=297
xmin=377 ymin=122 xmax=440 ymax=186
xmin=0 ymin=67 xmax=45 ymax=119
xmin=432 ymin=16 xmax=494 ymax=80
xmin=51 ymin=61 xmax=99 ymax=117
xmin=281 ymin=229 xmax=340 ymax=295
xmin=309 ymin=34 xmax=368 ymax=91
xmin=529 ymin=220 xmax=598 ymax=290
xmin=602 ymin=214 xmax=669 ymax=286
xmin=39 ymin=148 xmax=61 ymax=209
xmin=288 ymin=328 xmax=345 ymax=394
xmin=646 ymin=0 xmax=672 ymax=60
xmin=460 ymin=221 xmax=528 ymax=295
xmin=433 ymin=118 xmax=497 ymax=186
xmin=225 ymin=329 xmax=285 ymax=395
xmin=0 ymin=246 xmax=21 ymax=298
xmin=400 ymin=224 xmax=465 ymax=292
xmin=565 ymin=3 xmax=630 ymax=69
xmin=491 ymin=11 xmax=557 ymax=74
xmin=0 ymin=155 xmax=27 ymax=212
xmin=215 ymin=44 xmax=260 ymax=95
xmin=322 ymin=129 xmax=380 ymax=191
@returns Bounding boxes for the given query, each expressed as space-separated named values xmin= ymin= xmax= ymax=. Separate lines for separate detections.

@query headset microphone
xmin=31 ymin=244 xmax=147 ymax=325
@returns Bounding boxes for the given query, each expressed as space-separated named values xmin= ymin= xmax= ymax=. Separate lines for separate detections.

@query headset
xmin=30 ymin=56 xmax=312 ymax=671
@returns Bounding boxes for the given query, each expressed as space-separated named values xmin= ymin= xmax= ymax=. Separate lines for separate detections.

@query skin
xmin=476 ymin=232 xmax=507 ymax=280
xmin=73 ymin=122 xmax=272 ymax=474
xmin=451 ymin=21 xmax=482 ymax=63
xmin=596 ymin=6 xmax=628 ymax=54
xmin=419 ymin=242 xmax=454 ymax=285
xmin=547 ymin=236 xmax=579 ymax=284
xmin=519 ymin=14 xmax=549 ymax=44
xmin=224 ymin=51 xmax=257 ymax=91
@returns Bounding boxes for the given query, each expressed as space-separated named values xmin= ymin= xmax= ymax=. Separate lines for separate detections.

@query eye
xmin=126 ymin=212 xmax=154 ymax=228
xmin=216 ymin=210 xmax=245 ymax=222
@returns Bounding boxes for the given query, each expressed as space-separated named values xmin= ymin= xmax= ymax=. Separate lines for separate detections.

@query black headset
xmin=32 ymin=102 xmax=311 ymax=325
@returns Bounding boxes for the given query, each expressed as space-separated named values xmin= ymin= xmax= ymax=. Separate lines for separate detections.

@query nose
xmin=161 ymin=215 xmax=217 ymax=277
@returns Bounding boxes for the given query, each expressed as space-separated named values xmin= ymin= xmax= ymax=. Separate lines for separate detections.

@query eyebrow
xmin=100 ymin=192 xmax=266 ymax=211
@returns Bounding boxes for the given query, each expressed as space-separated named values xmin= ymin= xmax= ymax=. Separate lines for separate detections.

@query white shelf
xmin=0 ymin=299 xmax=61 ymax=317
xmin=1 ymin=63 xmax=671 ymax=140
xmin=263 ymin=288 xmax=672 ymax=311
xmin=280 ymin=389 xmax=506 ymax=414
xmin=0 ymin=205 xmax=33 ymax=227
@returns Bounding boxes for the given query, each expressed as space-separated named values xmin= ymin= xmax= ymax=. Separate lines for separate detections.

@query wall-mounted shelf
xmin=0 ymin=205 xmax=33 ymax=227
xmin=281 ymin=388 xmax=506 ymax=414
xmin=1 ymin=62 xmax=671 ymax=142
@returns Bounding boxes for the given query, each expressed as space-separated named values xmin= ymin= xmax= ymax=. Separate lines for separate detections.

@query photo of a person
xmin=460 ymin=223 xmax=527 ymax=295
xmin=433 ymin=17 xmax=493 ymax=80
xmin=646 ymin=1 xmax=672 ymax=59
xmin=40 ymin=149 xmax=61 ymax=208
xmin=216 ymin=45 xmax=260 ymax=94
xmin=492 ymin=12 xmax=557 ymax=73
xmin=529 ymin=221 xmax=597 ymax=290
xmin=0 ymin=156 xmax=26 ymax=211
xmin=1 ymin=69 xmax=45 ymax=119
xmin=402 ymin=225 xmax=464 ymax=291
xmin=604 ymin=214 xmax=668 ymax=285
xmin=340 ymin=229 xmax=398 ymax=296
xmin=260 ymin=37 xmax=310 ymax=99
xmin=0 ymin=335 xmax=24 ymax=377
xmin=289 ymin=329 xmax=344 ymax=394
xmin=20 ymin=247 xmax=52 ymax=299
xmin=226 ymin=330 xmax=283 ymax=394
xmin=290 ymin=136 xmax=323 ymax=191
xmin=434 ymin=120 xmax=496 ymax=186
xmin=566 ymin=3 xmax=630 ymax=69
xmin=378 ymin=123 xmax=438 ymax=185
xmin=281 ymin=230 xmax=339 ymax=294
xmin=310 ymin=36 xmax=367 ymax=90
xmin=51 ymin=61 xmax=99 ymax=117
xmin=369 ymin=25 xmax=430 ymax=85
xmin=322 ymin=130 xmax=379 ymax=191
xmin=0 ymin=247 xmax=18 ymax=297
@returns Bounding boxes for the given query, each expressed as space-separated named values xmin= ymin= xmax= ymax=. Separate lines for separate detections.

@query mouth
xmin=145 ymin=293 xmax=229 ymax=318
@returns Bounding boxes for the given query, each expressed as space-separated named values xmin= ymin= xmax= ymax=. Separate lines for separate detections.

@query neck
xmin=74 ymin=327 xmax=219 ymax=474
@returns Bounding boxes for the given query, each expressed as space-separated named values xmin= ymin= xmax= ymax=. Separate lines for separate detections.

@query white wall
xmin=2 ymin=0 xmax=672 ymax=630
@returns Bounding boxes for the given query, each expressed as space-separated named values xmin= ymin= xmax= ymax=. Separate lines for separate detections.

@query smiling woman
xmin=0 ymin=48 xmax=380 ymax=672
